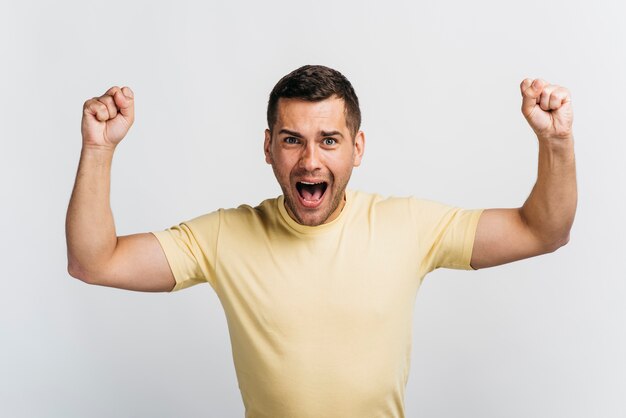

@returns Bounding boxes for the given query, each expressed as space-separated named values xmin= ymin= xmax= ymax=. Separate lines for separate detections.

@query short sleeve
xmin=151 ymin=210 xmax=221 ymax=292
xmin=410 ymin=198 xmax=484 ymax=274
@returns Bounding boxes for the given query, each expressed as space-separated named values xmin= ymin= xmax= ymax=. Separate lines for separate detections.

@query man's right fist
xmin=81 ymin=86 xmax=134 ymax=150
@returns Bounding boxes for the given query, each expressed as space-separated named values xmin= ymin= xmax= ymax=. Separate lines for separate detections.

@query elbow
xmin=67 ymin=256 xmax=80 ymax=279
xmin=67 ymin=252 xmax=114 ymax=286
xmin=544 ymin=233 xmax=571 ymax=254
xmin=67 ymin=261 xmax=87 ymax=282
xmin=67 ymin=260 xmax=97 ymax=285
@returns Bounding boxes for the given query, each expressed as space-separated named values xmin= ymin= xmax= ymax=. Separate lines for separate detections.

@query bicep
xmin=92 ymin=233 xmax=176 ymax=292
xmin=470 ymin=208 xmax=554 ymax=270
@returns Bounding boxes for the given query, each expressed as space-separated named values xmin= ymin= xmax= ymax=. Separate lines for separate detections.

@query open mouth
xmin=296 ymin=181 xmax=328 ymax=203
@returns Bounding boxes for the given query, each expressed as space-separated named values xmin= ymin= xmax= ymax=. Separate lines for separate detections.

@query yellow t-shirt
xmin=152 ymin=190 xmax=484 ymax=418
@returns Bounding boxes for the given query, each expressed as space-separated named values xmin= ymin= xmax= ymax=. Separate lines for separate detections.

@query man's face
xmin=264 ymin=96 xmax=365 ymax=226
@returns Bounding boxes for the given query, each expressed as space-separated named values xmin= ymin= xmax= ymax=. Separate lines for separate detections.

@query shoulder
xmin=347 ymin=190 xmax=421 ymax=225
xmin=220 ymin=196 xmax=282 ymax=230
xmin=349 ymin=189 xmax=425 ymax=213
xmin=174 ymin=196 xmax=280 ymax=229
xmin=347 ymin=190 xmax=469 ymax=227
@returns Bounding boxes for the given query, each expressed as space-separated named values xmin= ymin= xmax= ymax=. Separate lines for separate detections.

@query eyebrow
xmin=277 ymin=129 xmax=344 ymax=138
xmin=278 ymin=129 xmax=303 ymax=137
xmin=320 ymin=130 xmax=344 ymax=138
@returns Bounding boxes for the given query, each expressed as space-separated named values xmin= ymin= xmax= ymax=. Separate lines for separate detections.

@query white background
xmin=1 ymin=1 xmax=624 ymax=417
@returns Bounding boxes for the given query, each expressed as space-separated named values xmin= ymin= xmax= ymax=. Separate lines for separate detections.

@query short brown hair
xmin=267 ymin=65 xmax=361 ymax=137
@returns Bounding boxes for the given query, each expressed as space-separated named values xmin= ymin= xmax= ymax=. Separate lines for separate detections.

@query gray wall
xmin=1 ymin=0 xmax=624 ymax=417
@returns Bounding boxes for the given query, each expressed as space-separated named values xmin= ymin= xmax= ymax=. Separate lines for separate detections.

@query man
xmin=66 ymin=65 xmax=576 ymax=417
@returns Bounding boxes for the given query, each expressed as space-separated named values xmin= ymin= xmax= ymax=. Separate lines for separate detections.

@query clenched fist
xmin=520 ymin=78 xmax=573 ymax=141
xmin=82 ymin=86 xmax=135 ymax=150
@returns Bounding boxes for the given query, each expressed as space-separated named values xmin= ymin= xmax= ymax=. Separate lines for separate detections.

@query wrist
xmin=81 ymin=143 xmax=117 ymax=155
xmin=536 ymin=135 xmax=576 ymax=166
xmin=80 ymin=144 xmax=116 ymax=165
xmin=537 ymin=133 xmax=574 ymax=149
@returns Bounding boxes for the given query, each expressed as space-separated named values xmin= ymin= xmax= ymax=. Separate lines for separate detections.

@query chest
xmin=214 ymin=225 xmax=421 ymax=342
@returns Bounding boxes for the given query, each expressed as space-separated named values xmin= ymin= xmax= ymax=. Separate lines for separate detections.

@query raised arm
xmin=470 ymin=78 xmax=577 ymax=269
xmin=65 ymin=86 xmax=175 ymax=291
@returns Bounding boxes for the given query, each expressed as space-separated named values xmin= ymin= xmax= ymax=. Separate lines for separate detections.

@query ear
xmin=264 ymin=129 xmax=273 ymax=164
xmin=352 ymin=130 xmax=365 ymax=167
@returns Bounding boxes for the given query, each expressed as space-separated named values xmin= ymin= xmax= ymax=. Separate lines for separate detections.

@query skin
xmin=66 ymin=86 xmax=176 ymax=291
xmin=66 ymin=77 xmax=576 ymax=291
xmin=264 ymin=96 xmax=365 ymax=226
xmin=470 ymin=78 xmax=576 ymax=269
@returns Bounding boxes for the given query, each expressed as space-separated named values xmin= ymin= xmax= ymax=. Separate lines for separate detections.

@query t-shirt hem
xmin=463 ymin=208 xmax=485 ymax=270
xmin=150 ymin=230 xmax=187 ymax=292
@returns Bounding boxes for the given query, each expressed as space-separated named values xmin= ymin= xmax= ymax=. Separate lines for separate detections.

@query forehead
xmin=275 ymin=96 xmax=348 ymax=132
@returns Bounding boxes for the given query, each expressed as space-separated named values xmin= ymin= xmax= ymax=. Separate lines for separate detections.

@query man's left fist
xmin=521 ymin=78 xmax=573 ymax=141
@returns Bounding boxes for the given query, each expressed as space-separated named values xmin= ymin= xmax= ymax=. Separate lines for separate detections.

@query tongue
xmin=302 ymin=184 xmax=324 ymax=201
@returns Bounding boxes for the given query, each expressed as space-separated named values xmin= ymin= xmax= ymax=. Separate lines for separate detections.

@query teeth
xmin=300 ymin=181 xmax=323 ymax=185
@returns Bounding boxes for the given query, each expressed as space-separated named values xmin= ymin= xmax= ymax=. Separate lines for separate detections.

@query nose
xmin=299 ymin=143 xmax=322 ymax=172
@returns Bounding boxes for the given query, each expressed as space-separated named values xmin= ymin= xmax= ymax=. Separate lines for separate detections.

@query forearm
xmin=519 ymin=135 xmax=577 ymax=249
xmin=65 ymin=146 xmax=118 ymax=279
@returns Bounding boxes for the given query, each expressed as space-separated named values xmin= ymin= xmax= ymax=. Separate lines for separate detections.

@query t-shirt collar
xmin=277 ymin=190 xmax=353 ymax=235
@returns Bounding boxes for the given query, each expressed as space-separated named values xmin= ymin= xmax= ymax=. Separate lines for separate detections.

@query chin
xmin=280 ymin=177 xmax=346 ymax=226
xmin=286 ymin=199 xmax=330 ymax=226
xmin=286 ymin=189 xmax=345 ymax=227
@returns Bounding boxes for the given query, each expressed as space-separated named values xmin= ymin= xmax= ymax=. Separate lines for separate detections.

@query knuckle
xmin=83 ymin=97 xmax=97 ymax=108
xmin=93 ymin=103 xmax=108 ymax=116
xmin=99 ymin=95 xmax=115 ymax=106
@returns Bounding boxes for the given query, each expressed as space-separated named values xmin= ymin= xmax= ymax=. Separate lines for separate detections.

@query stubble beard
xmin=282 ymin=177 xmax=348 ymax=227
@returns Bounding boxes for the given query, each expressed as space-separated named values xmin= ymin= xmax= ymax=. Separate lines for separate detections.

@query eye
xmin=323 ymin=138 xmax=337 ymax=146
xmin=284 ymin=136 xmax=299 ymax=145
